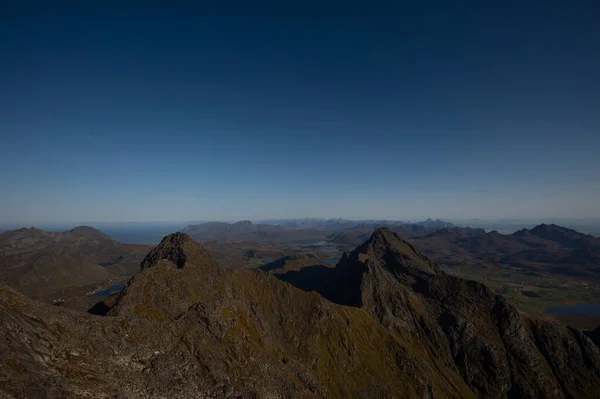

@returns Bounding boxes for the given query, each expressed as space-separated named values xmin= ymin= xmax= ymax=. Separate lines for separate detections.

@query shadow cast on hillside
xmin=274 ymin=265 xmax=335 ymax=292
xmin=270 ymin=264 xmax=363 ymax=308
xmin=88 ymin=300 xmax=111 ymax=316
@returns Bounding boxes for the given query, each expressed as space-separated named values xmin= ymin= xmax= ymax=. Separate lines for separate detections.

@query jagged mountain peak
xmin=352 ymin=227 xmax=439 ymax=274
xmin=140 ymin=232 xmax=209 ymax=270
xmin=364 ymin=226 xmax=410 ymax=247
xmin=231 ymin=219 xmax=253 ymax=226
xmin=110 ymin=233 xmax=222 ymax=320
xmin=416 ymin=218 xmax=454 ymax=228
xmin=513 ymin=228 xmax=532 ymax=237
xmin=523 ymin=223 xmax=587 ymax=236
xmin=486 ymin=230 xmax=502 ymax=237
xmin=530 ymin=223 xmax=560 ymax=232
xmin=227 ymin=220 xmax=254 ymax=232
xmin=369 ymin=226 xmax=397 ymax=242
xmin=272 ymin=228 xmax=600 ymax=398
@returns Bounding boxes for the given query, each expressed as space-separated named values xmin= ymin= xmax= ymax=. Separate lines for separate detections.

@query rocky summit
xmin=1 ymin=229 xmax=600 ymax=398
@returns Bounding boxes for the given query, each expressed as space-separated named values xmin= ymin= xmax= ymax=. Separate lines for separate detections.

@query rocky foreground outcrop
xmin=1 ymin=230 xmax=600 ymax=398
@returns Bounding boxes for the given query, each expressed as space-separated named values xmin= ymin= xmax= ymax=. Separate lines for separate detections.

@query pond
xmin=546 ymin=303 xmax=600 ymax=317
xmin=92 ymin=283 xmax=125 ymax=298
xmin=318 ymin=247 xmax=340 ymax=253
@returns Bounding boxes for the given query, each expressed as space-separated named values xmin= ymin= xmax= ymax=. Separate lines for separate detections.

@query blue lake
xmin=93 ymin=283 xmax=125 ymax=298
xmin=546 ymin=303 xmax=600 ymax=317
xmin=325 ymin=259 xmax=338 ymax=265
xmin=319 ymin=247 xmax=340 ymax=253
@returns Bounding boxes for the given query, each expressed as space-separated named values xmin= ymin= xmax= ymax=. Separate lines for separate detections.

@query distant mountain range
xmin=255 ymin=217 xmax=454 ymax=230
xmin=177 ymin=220 xmax=600 ymax=282
xmin=2 ymin=229 xmax=600 ymax=397
xmin=0 ymin=226 xmax=152 ymax=299
xmin=182 ymin=219 xmax=455 ymax=246
xmin=4 ymin=221 xmax=599 ymax=304
xmin=514 ymin=223 xmax=600 ymax=250
xmin=182 ymin=220 xmax=283 ymax=238
xmin=413 ymin=223 xmax=600 ymax=279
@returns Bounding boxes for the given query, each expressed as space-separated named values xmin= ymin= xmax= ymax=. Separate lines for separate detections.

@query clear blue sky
xmin=1 ymin=1 xmax=599 ymax=223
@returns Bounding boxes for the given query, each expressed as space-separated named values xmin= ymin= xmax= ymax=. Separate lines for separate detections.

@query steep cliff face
xmin=2 ymin=230 xmax=600 ymax=398
xmin=295 ymin=228 xmax=600 ymax=398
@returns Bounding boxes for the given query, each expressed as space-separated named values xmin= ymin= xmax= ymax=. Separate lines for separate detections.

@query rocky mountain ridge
xmin=1 ymin=229 xmax=600 ymax=398
xmin=271 ymin=228 xmax=600 ymax=398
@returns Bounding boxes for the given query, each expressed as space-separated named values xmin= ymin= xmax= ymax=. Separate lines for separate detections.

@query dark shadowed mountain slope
xmin=274 ymin=228 xmax=600 ymax=398
xmin=259 ymin=252 xmax=327 ymax=274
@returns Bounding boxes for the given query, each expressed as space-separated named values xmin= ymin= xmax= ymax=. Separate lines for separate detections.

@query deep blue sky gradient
xmin=1 ymin=1 xmax=599 ymax=223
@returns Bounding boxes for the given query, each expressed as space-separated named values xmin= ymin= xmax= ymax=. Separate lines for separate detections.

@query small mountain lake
xmin=546 ymin=303 xmax=600 ymax=317
xmin=318 ymin=247 xmax=340 ymax=253
xmin=325 ymin=259 xmax=338 ymax=265
xmin=92 ymin=283 xmax=125 ymax=298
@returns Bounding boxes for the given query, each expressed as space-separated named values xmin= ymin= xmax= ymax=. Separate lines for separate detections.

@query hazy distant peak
xmin=228 ymin=220 xmax=254 ymax=231
xmin=513 ymin=223 xmax=599 ymax=250
xmin=0 ymin=227 xmax=50 ymax=246
xmin=527 ymin=223 xmax=591 ymax=237
xmin=67 ymin=225 xmax=112 ymax=240
xmin=416 ymin=218 xmax=454 ymax=228
xmin=4 ymin=226 xmax=46 ymax=235
xmin=513 ymin=228 xmax=532 ymax=237
xmin=233 ymin=220 xmax=253 ymax=225
xmin=183 ymin=220 xmax=282 ymax=239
